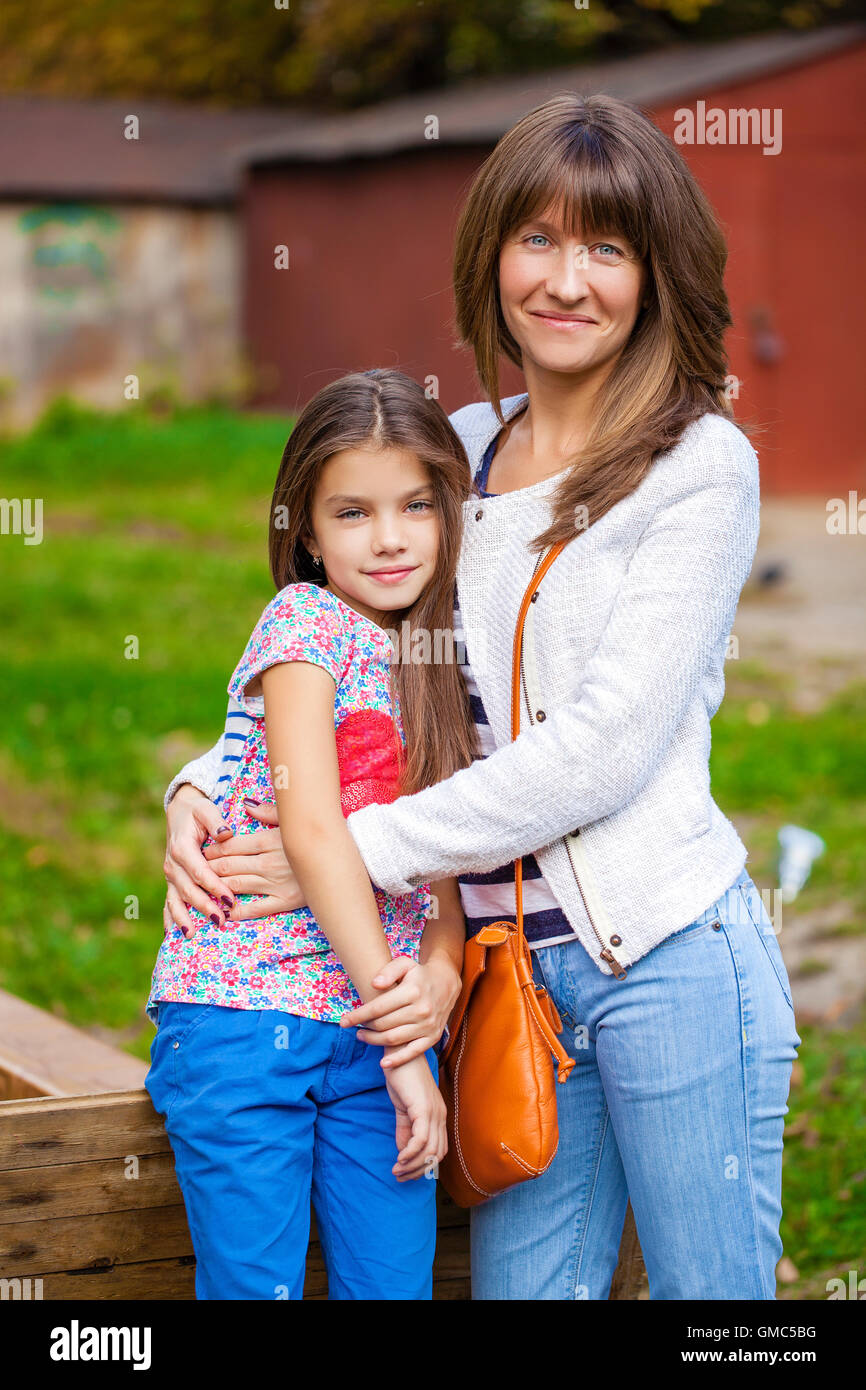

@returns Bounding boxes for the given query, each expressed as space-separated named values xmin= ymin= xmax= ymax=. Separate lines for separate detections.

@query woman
xmin=160 ymin=93 xmax=801 ymax=1300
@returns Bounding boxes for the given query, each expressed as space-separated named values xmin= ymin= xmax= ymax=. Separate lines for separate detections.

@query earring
xmin=311 ymin=552 xmax=324 ymax=571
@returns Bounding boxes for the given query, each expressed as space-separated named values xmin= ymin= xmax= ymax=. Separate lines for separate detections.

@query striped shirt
xmin=453 ymin=434 xmax=580 ymax=951
xmin=214 ymin=701 xmax=255 ymax=807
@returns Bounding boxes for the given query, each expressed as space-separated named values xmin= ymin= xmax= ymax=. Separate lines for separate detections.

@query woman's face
xmin=498 ymin=203 xmax=647 ymax=381
xmin=303 ymin=444 xmax=440 ymax=628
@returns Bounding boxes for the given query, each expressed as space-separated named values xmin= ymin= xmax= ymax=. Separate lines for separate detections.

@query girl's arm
xmin=418 ymin=877 xmax=466 ymax=980
xmin=261 ymin=658 xmax=446 ymax=1179
xmin=343 ymin=433 xmax=760 ymax=896
xmin=342 ymin=877 xmax=466 ymax=1066
xmin=259 ymin=659 xmax=395 ymax=1001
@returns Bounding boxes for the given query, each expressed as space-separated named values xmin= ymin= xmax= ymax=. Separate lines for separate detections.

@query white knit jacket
xmin=166 ymin=393 xmax=760 ymax=977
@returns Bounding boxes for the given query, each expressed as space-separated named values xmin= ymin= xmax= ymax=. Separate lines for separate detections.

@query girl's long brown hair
xmin=453 ymin=92 xmax=761 ymax=554
xmin=268 ymin=369 xmax=477 ymax=795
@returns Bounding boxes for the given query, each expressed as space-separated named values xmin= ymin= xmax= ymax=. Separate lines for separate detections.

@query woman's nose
xmin=545 ymin=245 xmax=591 ymax=302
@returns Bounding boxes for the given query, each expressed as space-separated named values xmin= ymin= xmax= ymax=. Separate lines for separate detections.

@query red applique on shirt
xmin=336 ymin=709 xmax=405 ymax=814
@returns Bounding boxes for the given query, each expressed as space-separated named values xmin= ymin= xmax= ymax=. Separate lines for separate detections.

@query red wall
xmin=242 ymin=42 xmax=866 ymax=494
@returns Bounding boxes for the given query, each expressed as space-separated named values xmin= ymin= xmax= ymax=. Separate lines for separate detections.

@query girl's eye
xmin=336 ymin=501 xmax=433 ymax=519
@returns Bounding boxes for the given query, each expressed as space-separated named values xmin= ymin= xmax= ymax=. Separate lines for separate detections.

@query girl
xmin=161 ymin=95 xmax=801 ymax=1300
xmin=145 ymin=368 xmax=476 ymax=1300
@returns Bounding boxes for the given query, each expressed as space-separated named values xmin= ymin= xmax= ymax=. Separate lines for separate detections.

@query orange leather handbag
xmin=437 ymin=541 xmax=576 ymax=1208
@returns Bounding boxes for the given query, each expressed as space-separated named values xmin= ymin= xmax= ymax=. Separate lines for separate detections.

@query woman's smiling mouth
xmin=530 ymin=310 xmax=598 ymax=329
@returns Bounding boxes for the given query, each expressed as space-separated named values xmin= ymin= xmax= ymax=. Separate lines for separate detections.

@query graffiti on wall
xmin=18 ymin=204 xmax=120 ymax=305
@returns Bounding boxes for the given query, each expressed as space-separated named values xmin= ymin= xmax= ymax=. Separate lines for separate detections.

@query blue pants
xmin=470 ymin=868 xmax=802 ymax=1300
xmin=145 ymin=1002 xmax=439 ymax=1300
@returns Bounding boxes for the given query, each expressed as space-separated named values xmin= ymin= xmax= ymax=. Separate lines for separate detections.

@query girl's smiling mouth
xmin=364 ymin=566 xmax=419 ymax=584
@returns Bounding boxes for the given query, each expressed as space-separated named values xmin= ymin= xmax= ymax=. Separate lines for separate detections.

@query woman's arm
xmin=344 ymin=437 xmax=760 ymax=897
xmin=164 ymin=736 xmax=224 ymax=810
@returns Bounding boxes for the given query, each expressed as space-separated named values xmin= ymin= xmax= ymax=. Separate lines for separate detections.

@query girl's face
xmin=498 ymin=202 xmax=647 ymax=381
xmin=303 ymin=444 xmax=440 ymax=627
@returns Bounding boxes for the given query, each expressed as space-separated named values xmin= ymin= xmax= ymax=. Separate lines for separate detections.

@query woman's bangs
xmin=505 ymin=136 xmax=648 ymax=260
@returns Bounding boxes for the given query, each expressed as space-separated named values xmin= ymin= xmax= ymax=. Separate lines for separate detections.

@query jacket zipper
xmin=520 ymin=555 xmax=627 ymax=980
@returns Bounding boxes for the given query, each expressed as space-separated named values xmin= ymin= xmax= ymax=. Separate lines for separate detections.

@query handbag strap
xmin=510 ymin=540 xmax=569 ymax=954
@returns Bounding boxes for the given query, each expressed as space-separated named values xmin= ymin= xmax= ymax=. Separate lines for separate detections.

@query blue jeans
xmin=470 ymin=868 xmax=802 ymax=1300
xmin=145 ymin=1002 xmax=439 ymax=1300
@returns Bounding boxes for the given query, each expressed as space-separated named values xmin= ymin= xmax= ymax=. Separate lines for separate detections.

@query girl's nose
xmin=371 ymin=528 xmax=408 ymax=554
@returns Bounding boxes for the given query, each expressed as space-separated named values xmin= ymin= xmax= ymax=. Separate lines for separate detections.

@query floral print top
xmin=147 ymin=583 xmax=431 ymax=1024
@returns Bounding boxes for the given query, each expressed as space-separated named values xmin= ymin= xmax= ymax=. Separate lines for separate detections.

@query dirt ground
xmin=736 ymin=496 xmax=866 ymax=706
xmin=731 ymin=497 xmax=866 ymax=1029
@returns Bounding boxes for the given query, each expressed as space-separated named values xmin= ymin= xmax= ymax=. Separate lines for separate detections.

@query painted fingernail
xmin=209 ymin=913 xmax=221 ymax=926
xmin=217 ymin=824 xmax=231 ymax=835
xmin=220 ymin=896 xmax=234 ymax=910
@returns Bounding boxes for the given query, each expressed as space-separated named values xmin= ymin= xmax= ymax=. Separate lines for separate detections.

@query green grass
xmin=776 ymin=1014 xmax=866 ymax=1298
xmin=0 ymin=395 xmax=293 ymax=1055
xmin=1 ymin=395 xmax=863 ymax=1294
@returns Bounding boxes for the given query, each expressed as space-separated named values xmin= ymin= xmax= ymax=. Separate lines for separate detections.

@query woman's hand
xmin=341 ymin=955 xmax=462 ymax=1067
xmin=198 ymin=798 xmax=307 ymax=920
xmin=163 ymin=786 xmax=237 ymax=938
xmin=384 ymin=1052 xmax=447 ymax=1181
xmin=164 ymin=791 xmax=306 ymax=937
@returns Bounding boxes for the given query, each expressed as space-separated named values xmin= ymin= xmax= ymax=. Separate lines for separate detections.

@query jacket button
xmin=173 ymin=1041 xmax=180 ymax=1050
xmin=475 ymin=509 xmax=483 ymax=521
xmin=530 ymin=592 xmax=539 ymax=603
xmin=536 ymin=710 xmax=546 ymax=722
xmin=712 ymin=921 xmax=722 ymax=931
xmin=610 ymin=935 xmax=622 ymax=947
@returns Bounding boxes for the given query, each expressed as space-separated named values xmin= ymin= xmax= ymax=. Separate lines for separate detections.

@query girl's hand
xmin=341 ymin=955 xmax=462 ymax=1067
xmin=383 ymin=1052 xmax=447 ymax=1181
xmin=200 ymin=799 xmax=307 ymax=921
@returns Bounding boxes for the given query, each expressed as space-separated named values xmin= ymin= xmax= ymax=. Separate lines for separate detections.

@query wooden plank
xmin=0 ymin=1151 xmax=182 ymax=1224
xmin=0 ymin=989 xmax=148 ymax=1098
xmin=0 ymin=1072 xmax=51 ymax=1102
xmin=29 ymin=1257 xmax=197 ymax=1301
xmin=433 ymin=1277 xmax=471 ymax=1300
xmin=301 ymin=1258 xmax=328 ymax=1298
xmin=608 ymin=1202 xmax=648 ymax=1300
xmin=0 ymin=1090 xmax=169 ymax=1170
xmin=430 ymin=1223 xmax=471 ymax=1278
xmin=0 ymin=1068 xmax=641 ymax=1299
xmin=0 ymin=1203 xmax=193 ymax=1277
xmin=433 ymin=1192 xmax=471 ymax=1227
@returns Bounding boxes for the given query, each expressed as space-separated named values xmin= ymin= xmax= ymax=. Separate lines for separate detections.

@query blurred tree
xmin=0 ymin=0 xmax=858 ymax=109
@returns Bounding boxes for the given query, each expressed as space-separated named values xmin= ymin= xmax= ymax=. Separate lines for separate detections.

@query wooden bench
xmin=0 ymin=988 xmax=646 ymax=1299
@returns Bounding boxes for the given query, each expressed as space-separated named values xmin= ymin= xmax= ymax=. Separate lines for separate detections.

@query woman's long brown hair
xmin=268 ymin=369 xmax=477 ymax=795
xmin=453 ymin=92 xmax=761 ymax=554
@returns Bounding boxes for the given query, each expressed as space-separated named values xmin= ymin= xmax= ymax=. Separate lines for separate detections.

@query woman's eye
xmin=526 ymin=233 xmax=550 ymax=248
xmin=407 ymin=499 xmax=434 ymax=513
xmin=594 ymin=243 xmax=623 ymax=259
xmin=337 ymin=508 xmax=364 ymax=520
